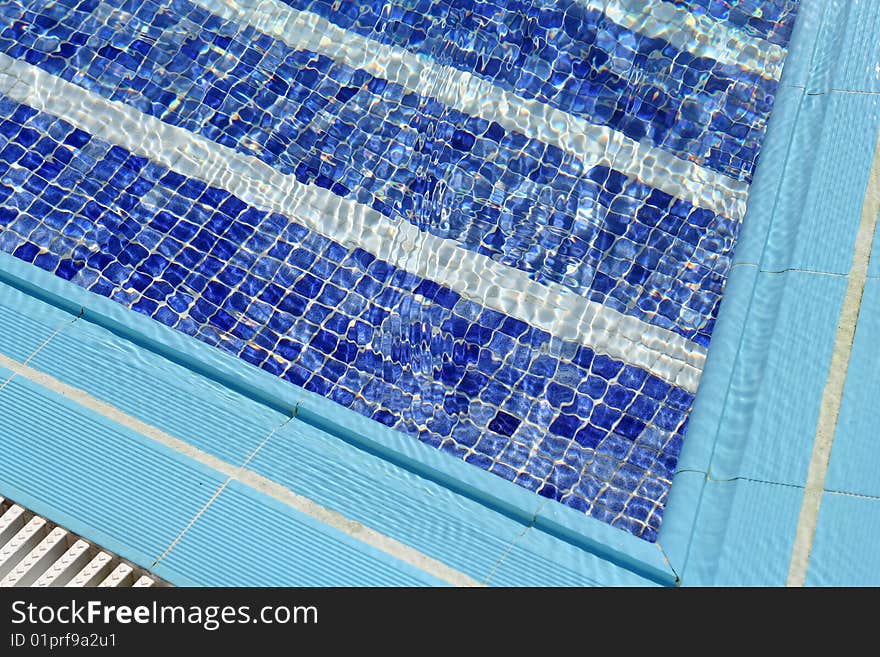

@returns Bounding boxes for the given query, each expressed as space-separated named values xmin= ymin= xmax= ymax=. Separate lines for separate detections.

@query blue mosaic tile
xmin=273 ymin=0 xmax=790 ymax=182
xmin=0 ymin=0 xmax=750 ymax=345
xmin=672 ymin=0 xmax=799 ymax=47
xmin=0 ymin=98 xmax=697 ymax=540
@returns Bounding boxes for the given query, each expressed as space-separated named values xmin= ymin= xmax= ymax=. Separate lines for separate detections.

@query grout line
xmin=730 ymin=262 xmax=851 ymax=278
xmin=823 ymin=489 xmax=880 ymax=502
xmin=786 ymin=121 xmax=880 ymax=587
xmin=677 ymin=469 xmax=808 ymax=490
xmin=803 ymin=89 xmax=880 ymax=97
xmin=482 ymin=500 xmax=547 ymax=586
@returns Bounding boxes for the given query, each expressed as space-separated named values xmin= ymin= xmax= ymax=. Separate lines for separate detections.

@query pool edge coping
xmin=0 ymin=249 xmax=676 ymax=586
xmin=655 ymin=0 xmax=859 ymax=584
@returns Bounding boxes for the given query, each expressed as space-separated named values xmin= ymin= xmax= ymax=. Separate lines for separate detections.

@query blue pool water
xmin=0 ymin=0 xmax=799 ymax=541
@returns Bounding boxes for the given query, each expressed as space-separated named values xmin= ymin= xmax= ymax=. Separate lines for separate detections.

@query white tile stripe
xmin=586 ymin=0 xmax=787 ymax=80
xmin=0 ymin=52 xmax=707 ymax=391
xmin=188 ymin=0 xmax=750 ymax=222
xmin=786 ymin=123 xmax=880 ymax=587
xmin=0 ymin=350 xmax=483 ymax=587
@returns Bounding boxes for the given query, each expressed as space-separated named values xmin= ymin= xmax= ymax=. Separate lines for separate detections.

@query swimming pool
xmin=0 ymin=0 xmax=799 ymax=545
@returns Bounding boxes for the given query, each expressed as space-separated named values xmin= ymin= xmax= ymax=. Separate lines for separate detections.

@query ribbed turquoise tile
xmin=0 ymin=259 xmax=665 ymax=586
xmin=798 ymin=0 xmax=866 ymax=95
xmin=825 ymin=280 xmax=880 ymax=497
xmin=805 ymin=492 xmax=880 ymax=586
xmin=735 ymin=91 xmax=823 ymax=269
xmin=0 ymin=253 xmax=303 ymax=420
xmin=709 ymin=270 xmax=844 ymax=485
xmin=677 ymin=264 xmax=758 ymax=474
xmin=0 ymin=376 xmax=226 ymax=572
xmin=746 ymin=93 xmax=880 ymax=274
xmin=681 ymin=479 xmax=802 ymax=587
xmin=485 ymin=524 xmax=661 ymax=587
xmin=775 ymin=0 xmax=831 ymax=90
xmin=0 ymin=282 xmax=74 ymax=361
xmin=155 ymin=479 xmax=444 ymax=586
xmin=28 ymin=316 xmax=290 ymax=468
xmin=825 ymin=0 xmax=880 ymax=93
xmin=782 ymin=92 xmax=879 ymax=274
xmin=246 ymin=420 xmax=526 ymax=584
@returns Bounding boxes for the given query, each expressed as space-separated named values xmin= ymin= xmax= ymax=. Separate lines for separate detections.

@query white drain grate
xmin=0 ymin=497 xmax=167 ymax=587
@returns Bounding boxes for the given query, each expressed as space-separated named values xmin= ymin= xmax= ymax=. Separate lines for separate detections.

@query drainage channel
xmin=0 ymin=497 xmax=167 ymax=587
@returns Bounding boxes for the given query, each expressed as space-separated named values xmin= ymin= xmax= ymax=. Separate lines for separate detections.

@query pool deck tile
xmin=805 ymin=491 xmax=880 ymax=586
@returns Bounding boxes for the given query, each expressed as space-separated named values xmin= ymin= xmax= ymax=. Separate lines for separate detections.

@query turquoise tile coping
xmin=295 ymin=389 xmax=673 ymax=584
xmin=781 ymin=0 xmax=880 ymax=95
xmin=773 ymin=0 xmax=826 ymax=90
xmin=673 ymin=264 xmax=757 ymax=475
xmin=0 ymin=284 xmax=73 ymax=361
xmin=0 ymin=250 xmax=673 ymax=586
xmin=734 ymin=91 xmax=880 ymax=274
xmin=707 ymin=270 xmax=845 ymax=486
xmin=735 ymin=0 xmax=880 ymax=276
xmin=785 ymin=0 xmax=864 ymax=94
xmin=660 ymin=266 xmax=844 ymax=581
xmin=485 ymin=523 xmax=660 ymax=587
xmin=778 ymin=93 xmax=879 ymax=274
xmin=731 ymin=85 xmax=805 ymax=267
xmin=30 ymin=319 xmax=291 ymax=469
xmin=245 ymin=420 xmax=529 ymax=584
xmin=680 ymin=478 xmax=803 ymax=587
xmin=805 ymin=492 xmax=880 ymax=586
xmin=154 ymin=480 xmax=445 ymax=587
xmin=0 ymin=374 xmax=228 ymax=572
